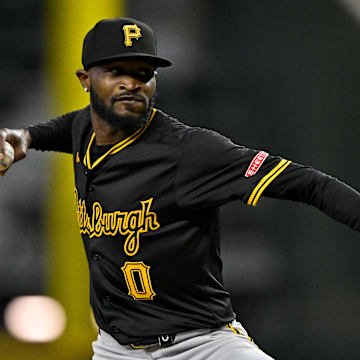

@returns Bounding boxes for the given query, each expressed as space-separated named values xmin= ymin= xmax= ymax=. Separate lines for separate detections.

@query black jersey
xmin=28 ymin=107 xmax=360 ymax=345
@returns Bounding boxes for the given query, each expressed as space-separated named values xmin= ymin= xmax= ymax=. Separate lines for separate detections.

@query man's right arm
xmin=0 ymin=109 xmax=78 ymax=175
xmin=26 ymin=109 xmax=79 ymax=153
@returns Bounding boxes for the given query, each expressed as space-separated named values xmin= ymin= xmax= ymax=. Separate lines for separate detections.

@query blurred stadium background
xmin=0 ymin=0 xmax=359 ymax=359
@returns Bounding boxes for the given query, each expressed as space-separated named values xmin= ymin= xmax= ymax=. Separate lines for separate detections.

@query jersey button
xmin=88 ymin=184 xmax=93 ymax=191
xmin=112 ymin=326 xmax=120 ymax=334
xmin=91 ymin=253 xmax=99 ymax=261
xmin=104 ymin=295 xmax=111 ymax=302
xmin=84 ymin=169 xmax=89 ymax=176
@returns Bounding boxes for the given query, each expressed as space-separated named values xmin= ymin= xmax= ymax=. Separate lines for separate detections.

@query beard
xmin=90 ymin=88 xmax=156 ymax=132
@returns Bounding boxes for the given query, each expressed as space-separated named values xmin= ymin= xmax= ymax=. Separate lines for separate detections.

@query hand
xmin=0 ymin=128 xmax=31 ymax=176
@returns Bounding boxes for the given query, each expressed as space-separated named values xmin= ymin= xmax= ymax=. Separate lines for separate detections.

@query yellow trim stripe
xmin=226 ymin=323 xmax=237 ymax=334
xmin=84 ymin=108 xmax=157 ymax=169
xmin=130 ymin=343 xmax=154 ymax=349
xmin=84 ymin=129 xmax=142 ymax=167
xmin=227 ymin=323 xmax=259 ymax=348
xmin=109 ymin=109 xmax=155 ymax=155
xmin=247 ymin=159 xmax=292 ymax=207
xmin=227 ymin=323 xmax=242 ymax=335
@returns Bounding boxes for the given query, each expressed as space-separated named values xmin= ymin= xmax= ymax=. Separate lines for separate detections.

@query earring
xmin=84 ymin=87 xmax=88 ymax=92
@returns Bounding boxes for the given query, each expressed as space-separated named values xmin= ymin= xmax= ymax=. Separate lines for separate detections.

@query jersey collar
xmin=83 ymin=108 xmax=157 ymax=170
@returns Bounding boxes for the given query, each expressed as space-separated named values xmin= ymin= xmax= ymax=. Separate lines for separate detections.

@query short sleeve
xmin=175 ymin=129 xmax=291 ymax=209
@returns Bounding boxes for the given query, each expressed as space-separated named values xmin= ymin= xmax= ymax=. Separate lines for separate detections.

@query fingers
xmin=0 ymin=128 xmax=30 ymax=174
xmin=0 ymin=129 xmax=8 ymax=175
xmin=0 ymin=128 xmax=9 ymax=161
xmin=13 ymin=129 xmax=30 ymax=162
xmin=0 ymin=128 xmax=30 ymax=163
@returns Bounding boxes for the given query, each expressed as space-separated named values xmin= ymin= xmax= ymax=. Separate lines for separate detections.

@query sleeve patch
xmin=245 ymin=151 xmax=269 ymax=177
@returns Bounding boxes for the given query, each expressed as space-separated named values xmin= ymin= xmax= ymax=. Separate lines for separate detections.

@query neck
xmin=90 ymin=107 xmax=133 ymax=145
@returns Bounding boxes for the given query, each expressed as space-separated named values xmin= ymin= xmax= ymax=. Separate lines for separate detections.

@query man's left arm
xmin=263 ymin=162 xmax=360 ymax=231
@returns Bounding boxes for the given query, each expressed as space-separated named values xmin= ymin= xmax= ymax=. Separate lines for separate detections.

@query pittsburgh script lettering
xmin=75 ymin=189 xmax=160 ymax=256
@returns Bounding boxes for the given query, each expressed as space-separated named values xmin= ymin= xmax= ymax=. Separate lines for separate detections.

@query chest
xmin=74 ymin=144 xmax=178 ymax=218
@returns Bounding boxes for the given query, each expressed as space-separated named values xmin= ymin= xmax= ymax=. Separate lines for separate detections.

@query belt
xmin=130 ymin=334 xmax=175 ymax=349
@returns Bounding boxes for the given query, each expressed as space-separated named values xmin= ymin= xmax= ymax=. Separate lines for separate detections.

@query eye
xmin=104 ymin=67 xmax=155 ymax=82
xmin=135 ymin=70 xmax=155 ymax=83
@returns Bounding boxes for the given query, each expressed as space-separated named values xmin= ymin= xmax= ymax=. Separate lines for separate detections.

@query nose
xmin=118 ymin=75 xmax=142 ymax=92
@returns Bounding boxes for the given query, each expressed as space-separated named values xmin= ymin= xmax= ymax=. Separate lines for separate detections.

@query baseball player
xmin=0 ymin=17 xmax=359 ymax=360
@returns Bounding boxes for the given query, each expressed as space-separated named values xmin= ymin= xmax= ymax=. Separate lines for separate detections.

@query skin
xmin=0 ymin=128 xmax=30 ymax=176
xmin=76 ymin=59 xmax=157 ymax=145
xmin=0 ymin=57 xmax=158 ymax=175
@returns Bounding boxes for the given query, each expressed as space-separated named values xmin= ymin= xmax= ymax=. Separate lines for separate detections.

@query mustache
xmin=111 ymin=92 xmax=147 ymax=106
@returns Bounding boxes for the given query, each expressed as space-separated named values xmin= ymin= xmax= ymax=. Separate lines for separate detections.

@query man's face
xmin=87 ymin=59 xmax=157 ymax=131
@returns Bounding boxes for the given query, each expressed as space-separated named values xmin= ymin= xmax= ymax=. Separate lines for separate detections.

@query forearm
xmin=265 ymin=163 xmax=360 ymax=231
xmin=26 ymin=110 xmax=78 ymax=154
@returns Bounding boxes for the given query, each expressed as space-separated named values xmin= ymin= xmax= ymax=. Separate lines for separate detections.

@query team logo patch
xmin=122 ymin=24 xmax=142 ymax=47
xmin=245 ymin=151 xmax=269 ymax=177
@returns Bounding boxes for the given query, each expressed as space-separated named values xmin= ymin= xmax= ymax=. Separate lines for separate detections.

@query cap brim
xmin=85 ymin=53 xmax=171 ymax=70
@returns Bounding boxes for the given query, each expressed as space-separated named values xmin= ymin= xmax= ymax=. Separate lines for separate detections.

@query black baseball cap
xmin=82 ymin=17 xmax=172 ymax=70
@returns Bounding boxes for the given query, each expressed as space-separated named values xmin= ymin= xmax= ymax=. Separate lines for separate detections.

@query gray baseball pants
xmin=92 ymin=320 xmax=275 ymax=360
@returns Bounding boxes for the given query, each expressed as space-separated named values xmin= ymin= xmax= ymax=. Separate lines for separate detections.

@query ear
xmin=76 ymin=69 xmax=90 ymax=91
xmin=152 ymin=70 xmax=158 ymax=88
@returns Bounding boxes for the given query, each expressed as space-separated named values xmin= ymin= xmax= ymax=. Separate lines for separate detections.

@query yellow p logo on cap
xmin=123 ymin=24 xmax=142 ymax=47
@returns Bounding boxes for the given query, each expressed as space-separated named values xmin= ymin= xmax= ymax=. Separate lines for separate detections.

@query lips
xmin=113 ymin=95 xmax=145 ymax=104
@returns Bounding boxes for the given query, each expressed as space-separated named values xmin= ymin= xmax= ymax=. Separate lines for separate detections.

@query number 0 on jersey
xmin=121 ymin=261 xmax=156 ymax=300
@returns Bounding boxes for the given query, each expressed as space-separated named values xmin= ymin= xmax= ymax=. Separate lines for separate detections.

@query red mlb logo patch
xmin=245 ymin=151 xmax=269 ymax=177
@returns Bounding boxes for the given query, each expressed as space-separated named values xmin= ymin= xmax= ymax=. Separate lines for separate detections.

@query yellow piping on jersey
xmin=130 ymin=343 xmax=155 ymax=349
xmin=247 ymin=159 xmax=291 ymax=207
xmin=226 ymin=323 xmax=258 ymax=347
xmin=226 ymin=323 xmax=242 ymax=335
xmin=83 ymin=108 xmax=157 ymax=169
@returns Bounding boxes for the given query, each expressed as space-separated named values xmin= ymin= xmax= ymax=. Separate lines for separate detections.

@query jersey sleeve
xmin=175 ymin=128 xmax=360 ymax=232
xmin=26 ymin=109 xmax=79 ymax=154
xmin=175 ymin=129 xmax=290 ymax=209
xmin=264 ymin=162 xmax=360 ymax=231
